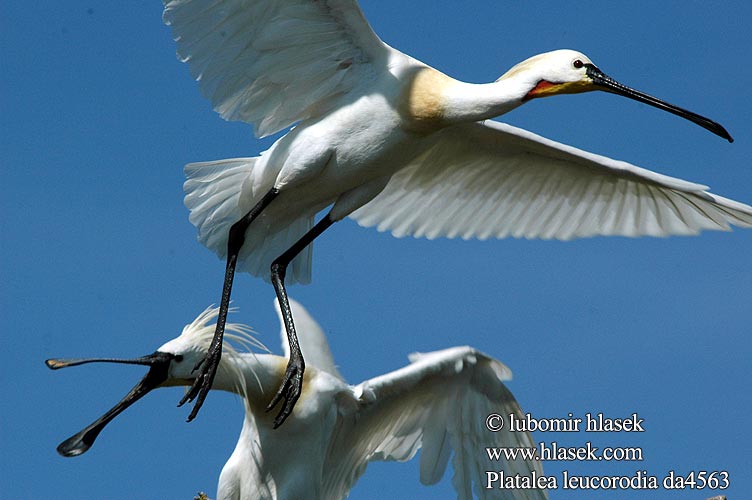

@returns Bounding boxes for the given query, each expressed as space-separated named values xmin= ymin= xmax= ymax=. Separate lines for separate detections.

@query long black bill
xmin=585 ymin=64 xmax=733 ymax=143
xmin=45 ymin=352 xmax=173 ymax=457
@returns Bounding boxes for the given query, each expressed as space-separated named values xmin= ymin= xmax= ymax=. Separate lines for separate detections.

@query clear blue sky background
xmin=2 ymin=1 xmax=750 ymax=498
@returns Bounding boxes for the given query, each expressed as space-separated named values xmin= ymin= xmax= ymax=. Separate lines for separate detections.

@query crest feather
xmin=181 ymin=305 xmax=269 ymax=355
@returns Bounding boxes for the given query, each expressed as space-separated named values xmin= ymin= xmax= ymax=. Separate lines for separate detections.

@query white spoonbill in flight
xmin=162 ymin=0 xmax=752 ymax=426
xmin=47 ymin=299 xmax=546 ymax=500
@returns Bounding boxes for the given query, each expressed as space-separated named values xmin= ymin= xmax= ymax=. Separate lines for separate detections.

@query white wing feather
xmin=352 ymin=120 xmax=752 ymax=240
xmin=163 ymin=0 xmax=392 ymax=137
xmin=324 ymin=347 xmax=547 ymax=500
xmin=276 ymin=298 xmax=344 ymax=381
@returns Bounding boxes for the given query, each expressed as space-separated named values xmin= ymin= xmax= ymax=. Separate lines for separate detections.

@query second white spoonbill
xmin=48 ymin=299 xmax=546 ymax=500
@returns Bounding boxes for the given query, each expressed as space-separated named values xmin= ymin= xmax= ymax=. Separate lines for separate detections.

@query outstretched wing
xmin=325 ymin=347 xmax=546 ymax=500
xmin=351 ymin=120 xmax=752 ymax=240
xmin=163 ymin=0 xmax=393 ymax=137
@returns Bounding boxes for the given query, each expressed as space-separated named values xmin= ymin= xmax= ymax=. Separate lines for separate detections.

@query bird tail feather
xmin=183 ymin=158 xmax=313 ymax=285
xmin=184 ymin=157 xmax=256 ymax=262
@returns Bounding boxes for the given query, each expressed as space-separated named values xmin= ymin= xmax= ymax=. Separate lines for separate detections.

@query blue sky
xmin=2 ymin=1 xmax=750 ymax=498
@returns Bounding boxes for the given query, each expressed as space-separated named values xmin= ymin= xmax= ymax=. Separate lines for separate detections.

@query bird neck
xmin=442 ymin=77 xmax=530 ymax=123
xmin=399 ymin=66 xmax=528 ymax=131
xmin=211 ymin=352 xmax=288 ymax=403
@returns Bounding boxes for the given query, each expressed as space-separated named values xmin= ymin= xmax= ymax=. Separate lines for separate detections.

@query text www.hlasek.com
xmin=485 ymin=441 xmax=642 ymax=462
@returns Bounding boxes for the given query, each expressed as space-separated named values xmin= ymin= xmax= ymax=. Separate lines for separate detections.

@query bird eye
xmin=174 ymin=354 xmax=184 ymax=362
xmin=573 ymin=59 xmax=584 ymax=69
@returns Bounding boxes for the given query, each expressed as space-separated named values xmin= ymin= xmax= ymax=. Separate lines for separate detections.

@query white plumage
xmin=216 ymin=300 xmax=546 ymax=500
xmin=165 ymin=0 xmax=750 ymax=285
xmin=162 ymin=0 xmax=751 ymax=425
xmin=352 ymin=121 xmax=752 ymax=240
xmin=48 ymin=300 xmax=547 ymax=500
xmin=164 ymin=0 xmax=385 ymax=138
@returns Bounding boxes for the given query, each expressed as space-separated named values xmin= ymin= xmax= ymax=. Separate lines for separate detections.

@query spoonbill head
xmin=45 ymin=307 xmax=264 ymax=457
xmin=48 ymin=299 xmax=546 ymax=500
xmin=497 ymin=49 xmax=732 ymax=141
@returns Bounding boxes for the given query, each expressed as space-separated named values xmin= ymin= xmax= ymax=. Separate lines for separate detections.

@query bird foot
xmin=178 ymin=347 xmax=222 ymax=422
xmin=266 ymin=358 xmax=304 ymax=428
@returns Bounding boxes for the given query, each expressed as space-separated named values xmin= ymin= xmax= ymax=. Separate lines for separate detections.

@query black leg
xmin=267 ymin=214 xmax=335 ymax=428
xmin=179 ymin=187 xmax=279 ymax=421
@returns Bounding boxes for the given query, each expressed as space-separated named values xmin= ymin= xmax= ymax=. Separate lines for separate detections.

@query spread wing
xmin=351 ymin=120 xmax=752 ymax=240
xmin=163 ymin=0 xmax=393 ymax=137
xmin=325 ymin=347 xmax=547 ymax=500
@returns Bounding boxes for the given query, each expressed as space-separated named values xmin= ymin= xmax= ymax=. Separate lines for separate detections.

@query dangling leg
xmin=179 ymin=187 xmax=279 ymax=421
xmin=265 ymin=179 xmax=390 ymax=426
xmin=267 ymin=214 xmax=335 ymax=428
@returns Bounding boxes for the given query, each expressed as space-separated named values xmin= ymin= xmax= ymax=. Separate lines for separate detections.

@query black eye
xmin=573 ymin=59 xmax=584 ymax=69
xmin=174 ymin=354 xmax=184 ymax=362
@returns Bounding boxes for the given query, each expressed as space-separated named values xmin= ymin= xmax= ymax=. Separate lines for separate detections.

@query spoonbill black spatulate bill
xmin=48 ymin=300 xmax=546 ymax=500
xmin=162 ymin=0 xmax=751 ymax=426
